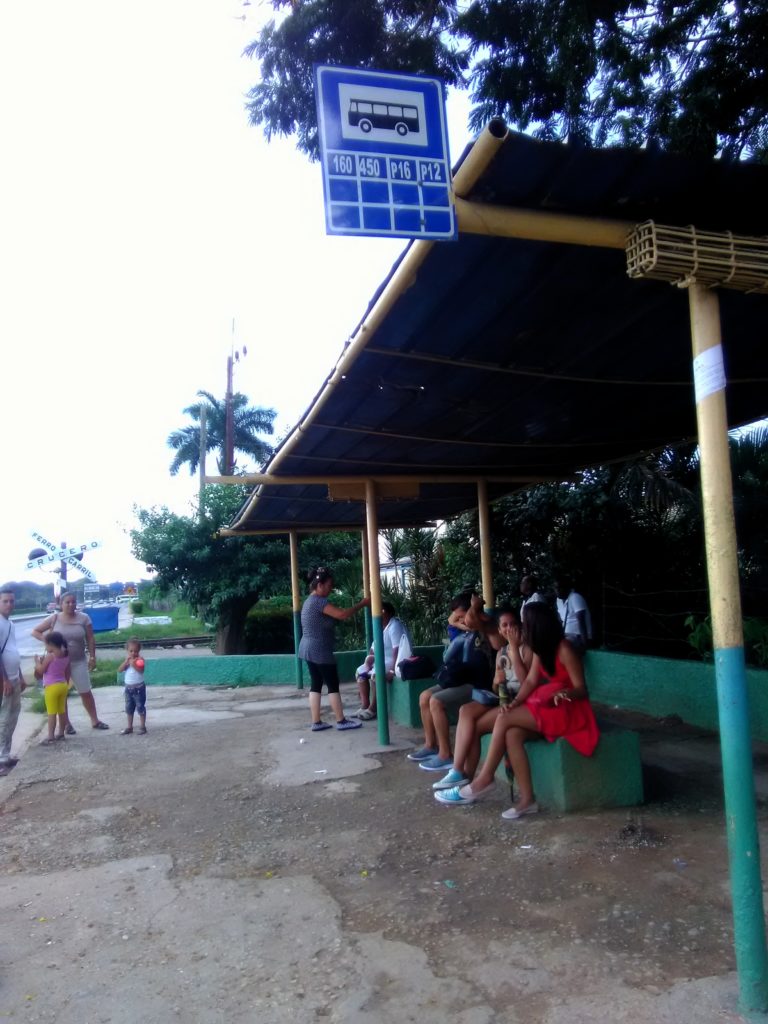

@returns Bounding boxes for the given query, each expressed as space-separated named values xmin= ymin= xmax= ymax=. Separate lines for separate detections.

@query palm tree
xmin=167 ymin=390 xmax=276 ymax=476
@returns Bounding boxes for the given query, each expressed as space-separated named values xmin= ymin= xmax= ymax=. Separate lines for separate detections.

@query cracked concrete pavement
xmin=0 ymin=680 xmax=763 ymax=1023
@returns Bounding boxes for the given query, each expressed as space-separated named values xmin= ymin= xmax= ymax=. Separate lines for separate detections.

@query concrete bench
xmin=390 ymin=676 xmax=437 ymax=728
xmin=480 ymin=726 xmax=643 ymax=812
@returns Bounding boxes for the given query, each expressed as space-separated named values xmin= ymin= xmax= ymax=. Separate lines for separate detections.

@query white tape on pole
xmin=693 ymin=344 xmax=726 ymax=404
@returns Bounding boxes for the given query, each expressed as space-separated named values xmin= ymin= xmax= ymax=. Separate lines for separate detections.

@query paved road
xmin=12 ymin=613 xmax=46 ymax=656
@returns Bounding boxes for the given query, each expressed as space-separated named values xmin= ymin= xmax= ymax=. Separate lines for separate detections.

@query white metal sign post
xmin=314 ymin=65 xmax=456 ymax=241
xmin=27 ymin=531 xmax=101 ymax=585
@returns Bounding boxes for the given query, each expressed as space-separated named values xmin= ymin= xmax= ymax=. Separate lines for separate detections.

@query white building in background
xmin=379 ymin=557 xmax=413 ymax=591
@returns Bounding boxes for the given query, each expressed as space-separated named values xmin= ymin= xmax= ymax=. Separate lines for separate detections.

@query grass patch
xmin=24 ymin=688 xmax=46 ymax=714
xmin=94 ymin=603 xmax=208 ymax=645
xmin=24 ymin=659 xmax=124 ymax=714
xmin=90 ymin=658 xmax=125 ymax=687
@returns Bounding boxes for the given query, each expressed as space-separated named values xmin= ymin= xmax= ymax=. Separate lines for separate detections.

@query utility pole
xmin=225 ymin=352 xmax=234 ymax=477
xmin=224 ymin=318 xmax=247 ymax=476
xmin=199 ymin=403 xmax=207 ymax=518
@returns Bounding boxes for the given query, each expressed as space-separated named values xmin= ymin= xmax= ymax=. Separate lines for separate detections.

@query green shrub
xmin=130 ymin=600 xmax=144 ymax=614
xmin=685 ymin=614 xmax=768 ymax=668
xmin=244 ymin=598 xmax=294 ymax=654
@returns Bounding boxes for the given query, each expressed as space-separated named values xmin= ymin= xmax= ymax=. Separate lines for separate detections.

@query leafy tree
xmin=244 ymin=1 xmax=467 ymax=157
xmin=130 ymin=486 xmax=360 ymax=653
xmin=167 ymin=390 xmax=276 ymax=477
xmin=729 ymin=424 xmax=768 ymax=614
xmin=245 ymin=0 xmax=768 ymax=160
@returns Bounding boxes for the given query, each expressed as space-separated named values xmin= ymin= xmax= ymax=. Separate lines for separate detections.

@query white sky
xmin=0 ymin=0 xmax=472 ymax=587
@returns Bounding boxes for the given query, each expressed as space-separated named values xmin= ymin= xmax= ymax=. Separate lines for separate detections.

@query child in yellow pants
xmin=34 ymin=632 xmax=71 ymax=745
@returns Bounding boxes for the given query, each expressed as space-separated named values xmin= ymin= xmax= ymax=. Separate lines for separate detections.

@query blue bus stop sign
xmin=314 ymin=65 xmax=456 ymax=241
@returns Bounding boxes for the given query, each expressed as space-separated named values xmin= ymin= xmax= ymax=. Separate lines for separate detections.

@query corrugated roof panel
xmin=230 ymin=132 xmax=768 ymax=534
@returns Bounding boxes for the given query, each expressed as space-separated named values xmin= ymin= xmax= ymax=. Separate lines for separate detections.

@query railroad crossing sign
xmin=27 ymin=531 xmax=101 ymax=583
xmin=314 ymin=65 xmax=456 ymax=241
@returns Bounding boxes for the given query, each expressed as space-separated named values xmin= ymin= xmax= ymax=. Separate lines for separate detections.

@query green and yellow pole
xmin=689 ymin=282 xmax=768 ymax=1015
xmin=361 ymin=530 xmax=373 ymax=652
xmin=477 ymin=479 xmax=495 ymax=613
xmin=289 ymin=530 xmax=303 ymax=689
xmin=365 ymin=480 xmax=390 ymax=745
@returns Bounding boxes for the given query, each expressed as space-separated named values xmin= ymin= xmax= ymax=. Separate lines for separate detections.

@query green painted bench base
xmin=481 ymin=727 xmax=643 ymax=812
xmin=390 ymin=677 xmax=436 ymax=728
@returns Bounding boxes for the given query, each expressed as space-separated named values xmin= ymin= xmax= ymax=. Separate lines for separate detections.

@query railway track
xmin=94 ymin=634 xmax=213 ymax=651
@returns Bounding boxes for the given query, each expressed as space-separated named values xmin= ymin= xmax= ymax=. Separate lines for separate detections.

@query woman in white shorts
xmin=31 ymin=592 xmax=109 ymax=731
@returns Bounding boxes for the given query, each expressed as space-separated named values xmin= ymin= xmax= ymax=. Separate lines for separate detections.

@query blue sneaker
xmin=311 ymin=721 xmax=333 ymax=732
xmin=432 ymin=768 xmax=470 ymax=790
xmin=434 ymin=785 xmax=475 ymax=805
xmin=406 ymin=746 xmax=438 ymax=762
xmin=336 ymin=718 xmax=362 ymax=731
xmin=418 ymin=755 xmax=454 ymax=772
xmin=434 ymin=781 xmax=495 ymax=805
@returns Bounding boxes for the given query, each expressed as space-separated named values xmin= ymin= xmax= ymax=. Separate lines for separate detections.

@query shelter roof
xmin=229 ymin=131 xmax=768 ymax=534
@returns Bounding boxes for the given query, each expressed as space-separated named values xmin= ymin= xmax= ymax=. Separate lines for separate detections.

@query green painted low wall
xmin=144 ymin=644 xmax=445 ymax=689
xmin=584 ymin=650 xmax=768 ymax=742
xmin=144 ymin=655 xmax=298 ymax=687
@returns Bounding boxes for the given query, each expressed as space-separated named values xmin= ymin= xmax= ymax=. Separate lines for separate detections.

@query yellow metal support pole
xmin=689 ymin=282 xmax=768 ymax=1014
xmin=289 ymin=530 xmax=303 ymax=689
xmin=365 ymin=480 xmax=389 ymax=745
xmin=361 ymin=530 xmax=372 ymax=652
xmin=477 ymin=479 xmax=495 ymax=612
xmin=455 ymin=196 xmax=632 ymax=250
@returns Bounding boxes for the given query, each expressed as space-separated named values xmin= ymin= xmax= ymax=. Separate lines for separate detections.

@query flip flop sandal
xmin=92 ymin=721 xmax=110 ymax=730
xmin=65 ymin=725 xmax=77 ymax=735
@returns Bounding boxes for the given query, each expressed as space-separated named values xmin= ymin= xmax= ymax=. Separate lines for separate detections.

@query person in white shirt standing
xmin=0 ymin=587 xmax=27 ymax=775
xmin=520 ymin=574 xmax=545 ymax=624
xmin=555 ymin=576 xmax=592 ymax=656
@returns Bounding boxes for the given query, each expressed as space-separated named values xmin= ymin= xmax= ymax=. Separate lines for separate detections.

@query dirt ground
xmin=1 ymin=682 xmax=764 ymax=1023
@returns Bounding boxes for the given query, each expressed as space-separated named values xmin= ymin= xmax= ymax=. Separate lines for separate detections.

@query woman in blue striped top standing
xmin=299 ymin=567 xmax=370 ymax=732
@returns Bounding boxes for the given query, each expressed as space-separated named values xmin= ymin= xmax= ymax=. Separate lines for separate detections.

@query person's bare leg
xmin=465 ymin=708 xmax=501 ymax=779
xmin=309 ymin=691 xmax=322 ymax=724
xmin=368 ymin=678 xmax=377 ymax=715
xmin=452 ymin=703 xmax=488 ymax=775
xmin=429 ymin=696 xmax=452 ymax=760
xmin=419 ymin=689 xmax=437 ymax=749
xmin=357 ymin=676 xmax=371 ymax=710
xmin=79 ymin=690 xmax=100 ymax=728
xmin=504 ymin=727 xmax=537 ymax=810
xmin=328 ymin=692 xmax=345 ymax=723
xmin=470 ymin=707 xmax=538 ymax=792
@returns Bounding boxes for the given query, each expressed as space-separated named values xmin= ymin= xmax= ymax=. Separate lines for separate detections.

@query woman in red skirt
xmin=435 ymin=600 xmax=599 ymax=819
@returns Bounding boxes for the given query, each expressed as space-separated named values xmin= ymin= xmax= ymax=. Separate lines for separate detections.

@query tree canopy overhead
xmin=244 ymin=0 xmax=768 ymax=161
